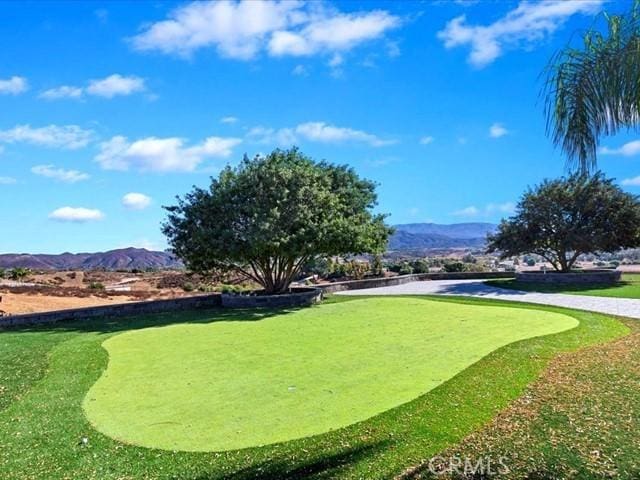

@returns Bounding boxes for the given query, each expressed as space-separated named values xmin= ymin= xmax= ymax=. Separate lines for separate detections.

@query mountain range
xmin=0 ymin=223 xmax=498 ymax=270
xmin=0 ymin=248 xmax=183 ymax=270
xmin=388 ymin=222 xmax=497 ymax=251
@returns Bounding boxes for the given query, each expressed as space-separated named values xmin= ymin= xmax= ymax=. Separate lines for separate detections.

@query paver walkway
xmin=336 ymin=279 xmax=640 ymax=319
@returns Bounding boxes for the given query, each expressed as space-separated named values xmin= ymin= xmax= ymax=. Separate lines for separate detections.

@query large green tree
xmin=163 ymin=148 xmax=392 ymax=294
xmin=487 ymin=173 xmax=640 ymax=272
xmin=544 ymin=2 xmax=640 ymax=173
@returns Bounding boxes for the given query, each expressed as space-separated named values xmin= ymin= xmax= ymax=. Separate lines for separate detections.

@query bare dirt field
xmin=0 ymin=270 xmax=201 ymax=315
xmin=0 ymin=292 xmax=139 ymax=315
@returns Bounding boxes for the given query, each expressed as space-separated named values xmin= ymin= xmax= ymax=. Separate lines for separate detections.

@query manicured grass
xmin=489 ymin=273 xmax=640 ymax=298
xmin=0 ymin=296 xmax=628 ymax=479
xmin=84 ymin=298 xmax=577 ymax=452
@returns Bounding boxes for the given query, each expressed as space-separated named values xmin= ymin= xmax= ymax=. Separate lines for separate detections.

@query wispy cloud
xmin=419 ymin=135 xmax=434 ymax=145
xmin=292 ymin=64 xmax=309 ymax=76
xmin=453 ymin=205 xmax=480 ymax=217
xmin=131 ymin=1 xmax=400 ymax=66
xmin=95 ymin=135 xmax=242 ymax=172
xmin=0 ymin=125 xmax=93 ymax=149
xmin=31 ymin=164 xmax=90 ymax=183
xmin=247 ymin=121 xmax=395 ymax=147
xmin=0 ymin=176 xmax=17 ymax=185
xmin=39 ymin=85 xmax=83 ymax=100
xmin=453 ymin=202 xmax=515 ymax=217
xmin=40 ymin=74 xmax=146 ymax=100
xmin=438 ymin=0 xmax=602 ymax=67
xmin=220 ymin=116 xmax=238 ymax=124
xmin=0 ymin=76 xmax=28 ymax=95
xmin=489 ymin=123 xmax=508 ymax=138
xmin=599 ymin=140 xmax=640 ymax=157
xmin=49 ymin=207 xmax=104 ymax=223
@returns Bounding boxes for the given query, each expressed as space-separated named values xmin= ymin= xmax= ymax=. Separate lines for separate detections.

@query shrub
xmin=411 ymin=259 xmax=430 ymax=274
xmin=88 ymin=282 xmax=105 ymax=290
xmin=443 ymin=262 xmax=467 ymax=273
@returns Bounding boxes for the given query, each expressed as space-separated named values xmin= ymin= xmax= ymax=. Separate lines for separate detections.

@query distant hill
xmin=0 ymin=248 xmax=183 ymax=270
xmin=389 ymin=222 xmax=497 ymax=251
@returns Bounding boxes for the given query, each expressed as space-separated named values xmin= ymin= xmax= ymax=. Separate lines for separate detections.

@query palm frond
xmin=544 ymin=3 xmax=640 ymax=174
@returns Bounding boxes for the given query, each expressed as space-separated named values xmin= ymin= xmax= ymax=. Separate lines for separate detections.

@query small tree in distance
xmin=487 ymin=172 xmax=640 ymax=272
xmin=163 ymin=148 xmax=393 ymax=294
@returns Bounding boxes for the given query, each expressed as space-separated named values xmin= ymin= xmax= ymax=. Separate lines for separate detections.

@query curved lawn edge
xmin=0 ymin=295 xmax=631 ymax=479
xmin=82 ymin=297 xmax=578 ymax=452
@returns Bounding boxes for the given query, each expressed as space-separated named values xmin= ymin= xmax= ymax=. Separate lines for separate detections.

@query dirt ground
xmin=0 ymin=292 xmax=138 ymax=315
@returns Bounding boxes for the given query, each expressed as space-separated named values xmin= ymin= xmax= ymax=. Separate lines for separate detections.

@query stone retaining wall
xmin=515 ymin=269 xmax=621 ymax=284
xmin=0 ymin=271 xmax=516 ymax=328
xmin=221 ymin=288 xmax=323 ymax=308
xmin=0 ymin=294 xmax=221 ymax=329
xmin=319 ymin=271 xmax=515 ymax=293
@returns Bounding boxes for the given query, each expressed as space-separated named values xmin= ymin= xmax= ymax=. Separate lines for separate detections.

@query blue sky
xmin=1 ymin=0 xmax=637 ymax=254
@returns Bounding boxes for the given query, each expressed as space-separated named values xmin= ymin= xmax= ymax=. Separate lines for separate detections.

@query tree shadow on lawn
xmin=2 ymin=295 xmax=360 ymax=336
xmin=3 ymin=305 xmax=307 ymax=336
xmin=199 ymin=441 xmax=389 ymax=480
xmin=488 ymin=279 xmax=637 ymax=295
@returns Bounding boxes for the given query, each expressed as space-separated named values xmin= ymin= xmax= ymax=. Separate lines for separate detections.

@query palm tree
xmin=544 ymin=2 xmax=640 ymax=174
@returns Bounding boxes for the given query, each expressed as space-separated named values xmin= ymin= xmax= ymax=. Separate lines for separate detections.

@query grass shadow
xmin=200 ymin=441 xmax=389 ymax=480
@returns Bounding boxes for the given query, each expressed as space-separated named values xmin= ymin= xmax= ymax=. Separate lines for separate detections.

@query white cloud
xmin=269 ymin=10 xmax=400 ymax=57
xmin=0 ymin=176 xmax=17 ymax=185
xmin=95 ymin=135 xmax=242 ymax=172
xmin=438 ymin=0 xmax=603 ymax=67
xmin=39 ymin=85 xmax=83 ymax=100
xmin=0 ymin=124 xmax=93 ymax=149
xmin=247 ymin=122 xmax=394 ymax=147
xmin=296 ymin=121 xmax=395 ymax=146
xmin=220 ymin=116 xmax=238 ymax=124
xmin=49 ymin=207 xmax=104 ymax=223
xmin=122 ymin=192 xmax=152 ymax=210
xmin=453 ymin=202 xmax=515 ymax=217
xmin=0 ymin=76 xmax=28 ymax=95
xmin=419 ymin=135 xmax=434 ymax=145
xmin=599 ymin=140 xmax=640 ymax=157
xmin=86 ymin=74 xmax=145 ymax=98
xmin=489 ymin=122 xmax=509 ymax=138
xmin=622 ymin=176 xmax=640 ymax=187
xmin=31 ymin=164 xmax=90 ymax=183
xmin=131 ymin=1 xmax=400 ymax=62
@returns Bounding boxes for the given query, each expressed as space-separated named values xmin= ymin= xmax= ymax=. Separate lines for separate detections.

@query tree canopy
xmin=487 ymin=173 xmax=640 ymax=272
xmin=162 ymin=148 xmax=392 ymax=293
xmin=544 ymin=2 xmax=640 ymax=173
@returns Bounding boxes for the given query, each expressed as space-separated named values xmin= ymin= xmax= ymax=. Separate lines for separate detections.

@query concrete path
xmin=336 ymin=279 xmax=640 ymax=319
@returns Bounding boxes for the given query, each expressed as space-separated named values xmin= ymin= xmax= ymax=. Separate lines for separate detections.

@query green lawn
xmin=84 ymin=297 xmax=577 ymax=452
xmin=489 ymin=273 xmax=640 ymax=299
xmin=0 ymin=296 xmax=628 ymax=479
